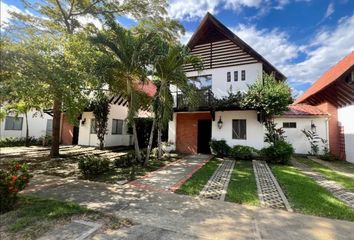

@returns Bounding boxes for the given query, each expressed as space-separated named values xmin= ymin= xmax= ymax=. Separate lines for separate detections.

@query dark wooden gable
xmin=184 ymin=13 xmax=286 ymax=81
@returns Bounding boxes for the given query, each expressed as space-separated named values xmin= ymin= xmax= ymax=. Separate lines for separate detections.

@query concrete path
xmin=309 ymin=157 xmax=354 ymax=179
xmin=129 ymin=154 xmax=212 ymax=192
xmin=25 ymin=175 xmax=354 ymax=240
xmin=199 ymin=159 xmax=234 ymax=201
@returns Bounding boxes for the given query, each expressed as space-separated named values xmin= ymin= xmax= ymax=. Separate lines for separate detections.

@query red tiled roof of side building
xmin=280 ymin=104 xmax=328 ymax=116
xmin=295 ymin=51 xmax=354 ymax=104
xmin=136 ymin=81 xmax=157 ymax=97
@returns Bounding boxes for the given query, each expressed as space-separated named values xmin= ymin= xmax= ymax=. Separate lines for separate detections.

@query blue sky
xmin=2 ymin=0 xmax=354 ymax=98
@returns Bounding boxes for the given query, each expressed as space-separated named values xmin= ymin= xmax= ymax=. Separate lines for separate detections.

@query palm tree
xmin=91 ymin=18 xmax=154 ymax=161
xmin=144 ymin=42 xmax=202 ymax=163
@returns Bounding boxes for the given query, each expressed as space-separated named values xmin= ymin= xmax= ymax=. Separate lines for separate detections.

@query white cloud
xmin=76 ymin=15 xmax=103 ymax=29
xmin=324 ymin=2 xmax=335 ymax=18
xmin=0 ymin=1 xmax=23 ymax=28
xmin=179 ymin=31 xmax=194 ymax=44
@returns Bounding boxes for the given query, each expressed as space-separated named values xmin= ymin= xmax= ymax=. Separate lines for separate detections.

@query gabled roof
xmin=295 ymin=51 xmax=354 ymax=104
xmin=280 ymin=104 xmax=328 ymax=117
xmin=187 ymin=13 xmax=286 ymax=81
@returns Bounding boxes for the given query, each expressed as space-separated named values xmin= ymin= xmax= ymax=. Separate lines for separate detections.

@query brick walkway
xmin=292 ymin=158 xmax=354 ymax=209
xmin=253 ymin=160 xmax=292 ymax=211
xmin=129 ymin=154 xmax=212 ymax=192
xmin=199 ymin=159 xmax=235 ymax=201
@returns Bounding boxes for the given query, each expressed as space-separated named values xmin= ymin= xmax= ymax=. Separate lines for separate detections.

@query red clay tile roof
xmin=136 ymin=81 xmax=157 ymax=97
xmin=280 ymin=104 xmax=328 ymax=116
xmin=295 ymin=51 xmax=354 ymax=104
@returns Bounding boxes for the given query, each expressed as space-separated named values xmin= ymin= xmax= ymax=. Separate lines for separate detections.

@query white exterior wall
xmin=78 ymin=104 xmax=152 ymax=147
xmin=273 ymin=117 xmax=328 ymax=155
xmin=0 ymin=110 xmax=52 ymax=139
xmin=212 ymin=110 xmax=265 ymax=150
xmin=170 ymin=63 xmax=263 ymax=106
xmin=168 ymin=112 xmax=177 ymax=144
xmin=186 ymin=63 xmax=263 ymax=98
xmin=338 ymin=105 xmax=354 ymax=163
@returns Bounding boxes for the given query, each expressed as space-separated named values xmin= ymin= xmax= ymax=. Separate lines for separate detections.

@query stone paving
xmin=129 ymin=154 xmax=212 ymax=192
xmin=292 ymin=158 xmax=354 ymax=209
xmin=27 ymin=174 xmax=354 ymax=240
xmin=253 ymin=160 xmax=292 ymax=211
xmin=199 ymin=159 xmax=235 ymax=201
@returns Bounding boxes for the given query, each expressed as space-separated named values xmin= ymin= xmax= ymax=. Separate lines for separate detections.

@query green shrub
xmin=230 ymin=145 xmax=258 ymax=160
xmin=0 ymin=161 xmax=32 ymax=213
xmin=78 ymin=156 xmax=110 ymax=178
xmin=0 ymin=137 xmax=42 ymax=147
xmin=319 ymin=152 xmax=339 ymax=162
xmin=114 ymin=150 xmax=146 ymax=168
xmin=260 ymin=140 xmax=294 ymax=164
xmin=209 ymin=139 xmax=231 ymax=157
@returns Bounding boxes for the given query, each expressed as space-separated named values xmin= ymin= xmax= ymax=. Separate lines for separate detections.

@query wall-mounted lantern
xmin=311 ymin=120 xmax=316 ymax=132
xmin=217 ymin=116 xmax=223 ymax=129
xmin=81 ymin=118 xmax=86 ymax=125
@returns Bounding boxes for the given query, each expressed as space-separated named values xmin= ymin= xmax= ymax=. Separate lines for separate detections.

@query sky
xmin=1 ymin=0 xmax=354 ymax=98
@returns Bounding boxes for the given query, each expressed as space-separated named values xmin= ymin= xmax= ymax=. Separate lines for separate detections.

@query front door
xmin=197 ymin=119 xmax=212 ymax=154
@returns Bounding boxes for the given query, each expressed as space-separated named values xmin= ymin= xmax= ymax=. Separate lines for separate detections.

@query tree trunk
xmin=157 ymin=125 xmax=162 ymax=160
xmin=132 ymin=120 xmax=141 ymax=162
xmin=25 ymin=112 xmax=29 ymax=147
xmin=50 ymin=98 xmax=61 ymax=158
xmin=144 ymin=117 xmax=156 ymax=166
xmin=99 ymin=140 xmax=104 ymax=150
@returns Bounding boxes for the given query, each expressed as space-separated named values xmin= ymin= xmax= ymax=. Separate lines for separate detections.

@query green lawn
xmin=175 ymin=158 xmax=220 ymax=195
xmin=225 ymin=161 xmax=259 ymax=206
xmin=329 ymin=160 xmax=354 ymax=173
xmin=272 ymin=164 xmax=354 ymax=221
xmin=0 ymin=195 xmax=130 ymax=239
xmin=296 ymin=157 xmax=354 ymax=192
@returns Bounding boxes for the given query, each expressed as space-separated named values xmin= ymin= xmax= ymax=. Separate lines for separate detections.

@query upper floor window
xmin=227 ymin=72 xmax=231 ymax=82
xmin=188 ymin=75 xmax=212 ymax=90
xmin=241 ymin=70 xmax=246 ymax=81
xmin=90 ymin=119 xmax=97 ymax=134
xmin=5 ymin=116 xmax=23 ymax=131
xmin=112 ymin=119 xmax=123 ymax=135
xmin=234 ymin=71 xmax=238 ymax=81
xmin=283 ymin=122 xmax=297 ymax=128
xmin=232 ymin=119 xmax=247 ymax=139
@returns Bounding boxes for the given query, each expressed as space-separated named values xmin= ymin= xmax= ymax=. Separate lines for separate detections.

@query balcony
xmin=174 ymin=88 xmax=215 ymax=111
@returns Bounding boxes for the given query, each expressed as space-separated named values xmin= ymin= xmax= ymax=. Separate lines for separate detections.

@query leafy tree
xmin=149 ymin=42 xmax=202 ymax=161
xmin=91 ymin=95 xmax=110 ymax=150
xmin=91 ymin=19 xmax=155 ymax=162
xmin=6 ymin=0 xmax=167 ymax=158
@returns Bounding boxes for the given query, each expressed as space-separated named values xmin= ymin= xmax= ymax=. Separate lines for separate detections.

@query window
xmin=232 ymin=119 xmax=246 ymax=139
xmin=46 ymin=119 xmax=53 ymax=136
xmin=112 ymin=119 xmax=123 ymax=134
xmin=90 ymin=119 xmax=97 ymax=134
xmin=187 ymin=75 xmax=212 ymax=90
xmin=241 ymin=70 xmax=246 ymax=81
xmin=234 ymin=71 xmax=238 ymax=81
xmin=4 ymin=116 xmax=23 ymax=130
xmin=227 ymin=72 xmax=231 ymax=82
xmin=283 ymin=122 xmax=297 ymax=128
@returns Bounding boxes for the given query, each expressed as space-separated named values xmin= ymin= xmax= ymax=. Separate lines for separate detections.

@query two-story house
xmin=168 ymin=13 xmax=329 ymax=155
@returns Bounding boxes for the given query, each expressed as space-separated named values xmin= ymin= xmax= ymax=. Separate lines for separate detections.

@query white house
xmin=295 ymin=51 xmax=354 ymax=162
xmin=0 ymin=110 xmax=53 ymax=139
xmin=168 ymin=13 xmax=329 ymax=154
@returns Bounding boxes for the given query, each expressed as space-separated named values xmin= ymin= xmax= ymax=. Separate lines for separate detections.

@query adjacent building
xmin=295 ymin=51 xmax=354 ymax=163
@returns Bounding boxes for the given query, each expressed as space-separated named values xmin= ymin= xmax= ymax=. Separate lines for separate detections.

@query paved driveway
xmin=26 ymin=175 xmax=354 ymax=240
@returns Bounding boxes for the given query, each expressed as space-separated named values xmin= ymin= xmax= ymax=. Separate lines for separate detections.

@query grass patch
xmin=327 ymin=160 xmax=354 ymax=173
xmin=225 ymin=161 xmax=259 ymax=206
xmin=175 ymin=158 xmax=220 ymax=196
xmin=0 ymin=195 xmax=130 ymax=239
xmin=272 ymin=164 xmax=354 ymax=221
xmin=296 ymin=157 xmax=354 ymax=192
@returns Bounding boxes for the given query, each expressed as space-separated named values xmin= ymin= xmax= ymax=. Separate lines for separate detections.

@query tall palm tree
xmin=144 ymin=42 xmax=202 ymax=163
xmin=91 ymin=18 xmax=154 ymax=161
